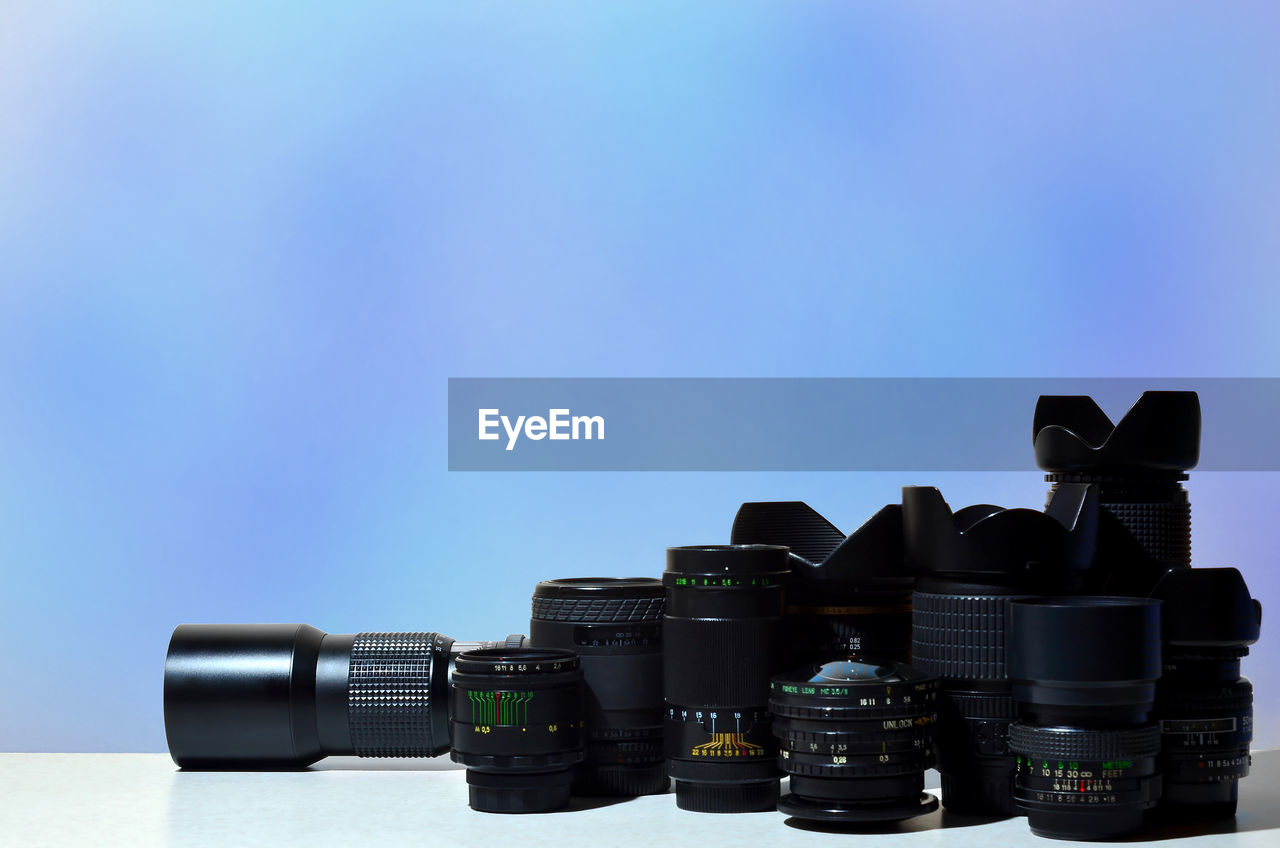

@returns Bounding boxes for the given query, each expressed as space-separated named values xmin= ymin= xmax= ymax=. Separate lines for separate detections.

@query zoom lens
xmin=664 ymin=544 xmax=789 ymax=813
xmin=1008 ymin=597 xmax=1162 ymax=840
xmin=530 ymin=577 xmax=667 ymax=796
xmin=905 ymin=485 xmax=1101 ymax=816
xmin=1150 ymin=568 xmax=1262 ymax=819
xmin=1034 ymin=391 xmax=1200 ymax=584
xmin=731 ymin=502 xmax=913 ymax=666
xmin=449 ymin=648 xmax=585 ymax=813
xmin=164 ymin=625 xmax=526 ymax=767
xmin=770 ymin=658 xmax=939 ymax=823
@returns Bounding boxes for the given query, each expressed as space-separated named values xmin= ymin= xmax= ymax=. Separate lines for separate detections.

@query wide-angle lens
xmin=770 ymin=658 xmax=939 ymax=823
xmin=663 ymin=544 xmax=790 ymax=813
xmin=449 ymin=648 xmax=585 ymax=813
xmin=529 ymin=577 xmax=667 ymax=796
xmin=1007 ymin=597 xmax=1163 ymax=840
xmin=164 ymin=624 xmax=525 ymax=767
xmin=731 ymin=502 xmax=913 ymax=666
xmin=905 ymin=484 xmax=1101 ymax=816
xmin=1150 ymin=568 xmax=1262 ymax=819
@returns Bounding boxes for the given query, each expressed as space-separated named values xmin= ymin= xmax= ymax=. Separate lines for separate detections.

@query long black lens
xmin=1008 ymin=597 xmax=1163 ymax=840
xmin=529 ymin=577 xmax=667 ymax=796
xmin=770 ymin=658 xmax=939 ymax=823
xmin=663 ymin=544 xmax=789 ymax=813
xmin=1150 ymin=568 xmax=1262 ymax=819
xmin=449 ymin=648 xmax=585 ymax=813
xmin=163 ymin=624 xmax=524 ymax=767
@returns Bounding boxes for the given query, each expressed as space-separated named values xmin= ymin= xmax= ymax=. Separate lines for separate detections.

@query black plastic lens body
xmin=529 ymin=577 xmax=667 ymax=796
xmin=663 ymin=545 xmax=789 ymax=813
xmin=1034 ymin=392 xmax=1200 ymax=586
xmin=449 ymin=648 xmax=585 ymax=813
xmin=1150 ymin=568 xmax=1262 ymax=819
xmin=731 ymin=503 xmax=912 ymax=666
xmin=1008 ymin=598 xmax=1163 ymax=840
xmin=770 ymin=659 xmax=939 ymax=823
xmin=905 ymin=485 xmax=1101 ymax=816
xmin=164 ymin=624 xmax=525 ymax=767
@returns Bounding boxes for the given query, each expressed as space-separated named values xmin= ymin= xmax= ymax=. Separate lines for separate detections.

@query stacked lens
xmin=663 ymin=544 xmax=789 ymax=812
xmin=1007 ymin=598 xmax=1163 ymax=840
xmin=770 ymin=659 xmax=939 ymax=823
xmin=1150 ymin=568 xmax=1261 ymax=818
xmin=449 ymin=648 xmax=585 ymax=813
xmin=530 ymin=577 xmax=667 ymax=796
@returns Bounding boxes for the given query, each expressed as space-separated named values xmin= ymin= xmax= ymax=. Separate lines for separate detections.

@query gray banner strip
xmin=447 ymin=378 xmax=1280 ymax=471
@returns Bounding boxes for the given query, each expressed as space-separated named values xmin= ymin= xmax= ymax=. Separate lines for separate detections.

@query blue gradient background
xmin=1 ymin=4 xmax=1278 ymax=751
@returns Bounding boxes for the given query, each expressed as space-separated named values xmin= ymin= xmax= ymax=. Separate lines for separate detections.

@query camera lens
xmin=449 ymin=648 xmax=585 ymax=813
xmin=1008 ymin=597 xmax=1163 ymax=840
xmin=769 ymin=658 xmax=939 ymax=823
xmin=164 ymin=625 xmax=524 ymax=767
xmin=529 ymin=577 xmax=667 ymax=796
xmin=905 ymin=484 xmax=1101 ymax=816
xmin=1150 ymin=568 xmax=1262 ymax=819
xmin=1034 ymin=391 xmax=1200 ymax=582
xmin=732 ymin=502 xmax=913 ymax=666
xmin=663 ymin=544 xmax=789 ymax=813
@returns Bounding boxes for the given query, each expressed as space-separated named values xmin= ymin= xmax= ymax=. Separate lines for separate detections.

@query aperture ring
xmin=1008 ymin=723 xmax=1162 ymax=761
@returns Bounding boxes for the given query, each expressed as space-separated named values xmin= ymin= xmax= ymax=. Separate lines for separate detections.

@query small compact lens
xmin=1008 ymin=597 xmax=1163 ymax=840
xmin=449 ymin=648 xmax=585 ymax=813
xmin=770 ymin=658 xmax=939 ymax=823
xmin=664 ymin=544 xmax=790 ymax=813
xmin=530 ymin=577 xmax=667 ymax=796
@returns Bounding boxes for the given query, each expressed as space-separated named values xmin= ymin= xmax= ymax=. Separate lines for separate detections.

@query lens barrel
xmin=770 ymin=658 xmax=939 ymax=823
xmin=663 ymin=545 xmax=789 ymax=813
xmin=530 ymin=577 xmax=667 ymax=796
xmin=164 ymin=625 xmax=512 ymax=767
xmin=449 ymin=648 xmax=585 ymax=813
xmin=1008 ymin=597 xmax=1163 ymax=840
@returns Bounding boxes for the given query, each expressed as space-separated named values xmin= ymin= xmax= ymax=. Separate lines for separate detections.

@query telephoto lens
xmin=731 ymin=502 xmax=913 ymax=666
xmin=1034 ymin=391 xmax=1200 ymax=589
xmin=905 ymin=484 xmax=1102 ymax=816
xmin=1150 ymin=568 xmax=1262 ymax=819
xmin=449 ymin=648 xmax=585 ymax=813
xmin=164 ymin=624 xmax=525 ymax=767
xmin=529 ymin=577 xmax=667 ymax=796
xmin=770 ymin=658 xmax=939 ymax=823
xmin=664 ymin=544 xmax=790 ymax=813
xmin=1007 ymin=597 xmax=1163 ymax=840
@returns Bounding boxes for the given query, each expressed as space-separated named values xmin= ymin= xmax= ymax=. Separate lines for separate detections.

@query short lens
xmin=1008 ymin=597 xmax=1163 ymax=840
xmin=770 ymin=658 xmax=939 ymax=823
xmin=530 ymin=577 xmax=667 ymax=796
xmin=449 ymin=648 xmax=585 ymax=813
xmin=663 ymin=544 xmax=790 ymax=813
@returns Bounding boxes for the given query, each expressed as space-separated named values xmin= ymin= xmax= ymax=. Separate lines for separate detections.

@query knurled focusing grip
xmin=348 ymin=631 xmax=455 ymax=757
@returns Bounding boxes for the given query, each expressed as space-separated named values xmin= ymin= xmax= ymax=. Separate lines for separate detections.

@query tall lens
xmin=449 ymin=648 xmax=585 ymax=813
xmin=530 ymin=577 xmax=667 ymax=796
xmin=164 ymin=624 xmax=523 ymax=767
xmin=1150 ymin=568 xmax=1262 ymax=819
xmin=1008 ymin=598 xmax=1163 ymax=840
xmin=770 ymin=658 xmax=939 ymax=823
xmin=663 ymin=544 xmax=789 ymax=813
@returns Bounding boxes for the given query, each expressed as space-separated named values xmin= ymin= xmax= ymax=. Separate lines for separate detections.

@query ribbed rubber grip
xmin=663 ymin=617 xmax=780 ymax=707
xmin=1103 ymin=501 xmax=1191 ymax=567
xmin=532 ymin=595 xmax=664 ymax=623
xmin=912 ymin=592 xmax=1030 ymax=681
xmin=348 ymin=631 xmax=449 ymax=757
xmin=1008 ymin=723 xmax=1162 ymax=760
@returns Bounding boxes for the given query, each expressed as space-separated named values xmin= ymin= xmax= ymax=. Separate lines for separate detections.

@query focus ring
xmin=912 ymin=592 xmax=1030 ymax=680
xmin=348 ymin=631 xmax=445 ymax=757
xmin=532 ymin=596 xmax=665 ymax=623
xmin=1008 ymin=723 xmax=1162 ymax=761
xmin=1102 ymin=501 xmax=1191 ymax=567
xmin=663 ymin=617 xmax=779 ymax=707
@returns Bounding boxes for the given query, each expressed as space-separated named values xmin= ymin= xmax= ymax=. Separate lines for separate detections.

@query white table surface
xmin=2 ymin=752 xmax=1278 ymax=848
